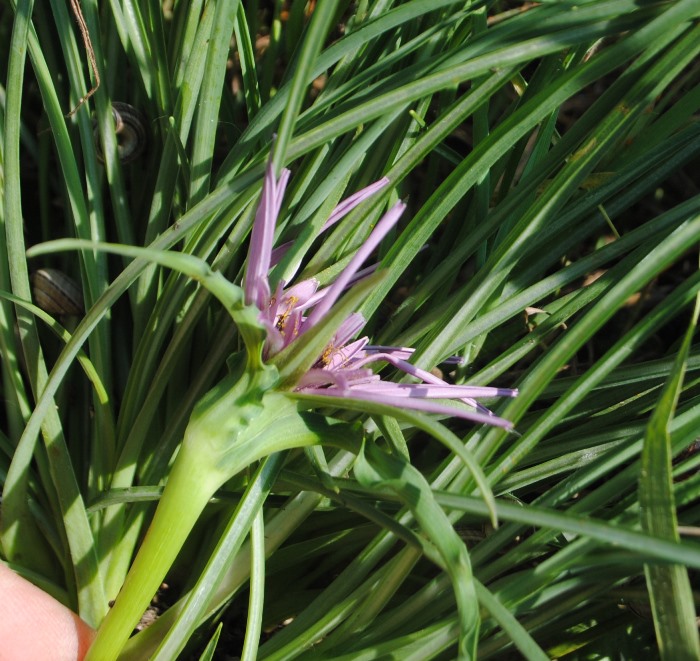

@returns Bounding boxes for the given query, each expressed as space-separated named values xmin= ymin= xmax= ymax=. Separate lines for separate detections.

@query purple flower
xmin=244 ymin=155 xmax=517 ymax=429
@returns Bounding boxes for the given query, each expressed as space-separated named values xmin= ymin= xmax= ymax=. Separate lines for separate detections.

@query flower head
xmin=245 ymin=155 xmax=517 ymax=429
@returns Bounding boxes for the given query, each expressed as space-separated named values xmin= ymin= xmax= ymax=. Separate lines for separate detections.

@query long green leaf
xmin=640 ymin=296 xmax=700 ymax=659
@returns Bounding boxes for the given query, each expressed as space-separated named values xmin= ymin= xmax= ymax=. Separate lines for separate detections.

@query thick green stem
xmin=85 ymin=444 xmax=223 ymax=661
xmin=86 ymin=365 xmax=278 ymax=659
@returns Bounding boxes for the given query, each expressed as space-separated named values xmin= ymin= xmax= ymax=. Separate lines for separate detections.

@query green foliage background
xmin=1 ymin=1 xmax=700 ymax=658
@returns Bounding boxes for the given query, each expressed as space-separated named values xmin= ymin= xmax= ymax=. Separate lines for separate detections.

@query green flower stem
xmin=84 ymin=354 xmax=356 ymax=659
xmin=85 ymin=439 xmax=223 ymax=660
xmin=86 ymin=365 xmax=278 ymax=660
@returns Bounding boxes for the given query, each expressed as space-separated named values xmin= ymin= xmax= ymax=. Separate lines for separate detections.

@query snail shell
xmin=95 ymin=102 xmax=147 ymax=164
xmin=30 ymin=269 xmax=84 ymax=316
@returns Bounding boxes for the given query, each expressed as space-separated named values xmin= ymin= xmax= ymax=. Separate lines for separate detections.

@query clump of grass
xmin=2 ymin=1 xmax=700 ymax=659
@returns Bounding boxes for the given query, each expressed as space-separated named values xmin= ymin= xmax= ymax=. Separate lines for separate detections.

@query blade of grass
xmin=640 ymin=296 xmax=700 ymax=659
xmin=356 ymin=441 xmax=481 ymax=659
xmin=2 ymin=0 xmax=106 ymax=625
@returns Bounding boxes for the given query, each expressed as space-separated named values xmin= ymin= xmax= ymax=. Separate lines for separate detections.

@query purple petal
xmin=321 ymin=177 xmax=390 ymax=232
xmin=270 ymin=241 xmax=292 ymax=267
xmin=261 ymin=318 xmax=285 ymax=357
xmin=260 ymin=279 xmax=285 ymax=332
xmin=282 ymin=278 xmax=319 ymax=307
xmin=298 ymin=389 xmax=515 ymax=429
xmin=281 ymin=309 xmax=304 ymax=348
xmin=305 ymin=200 xmax=407 ymax=329
xmin=332 ymin=313 xmax=366 ymax=346
xmin=244 ymin=158 xmax=291 ymax=307
xmin=364 ymin=345 xmax=464 ymax=364
xmin=325 ymin=337 xmax=368 ymax=370
xmin=296 ymin=367 xmax=376 ymax=389
xmin=303 ymin=263 xmax=381 ymax=311
xmin=348 ymin=350 xmax=517 ymax=415
xmin=349 ymin=382 xmax=519 ymax=399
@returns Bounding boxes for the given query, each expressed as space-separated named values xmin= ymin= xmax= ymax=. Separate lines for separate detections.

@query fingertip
xmin=0 ymin=563 xmax=96 ymax=661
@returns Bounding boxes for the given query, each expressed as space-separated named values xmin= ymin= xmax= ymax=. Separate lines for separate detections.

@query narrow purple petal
xmin=321 ymin=177 xmax=390 ymax=232
xmin=349 ymin=382 xmax=518 ymax=399
xmin=332 ymin=313 xmax=366 ymax=345
xmin=298 ymin=389 xmax=515 ymax=429
xmin=325 ymin=337 xmax=368 ymax=370
xmin=282 ymin=278 xmax=319 ymax=307
xmin=260 ymin=318 xmax=284 ymax=356
xmin=349 ymin=351 xmax=440 ymax=384
xmin=346 ymin=263 xmax=379 ymax=286
xmin=305 ymin=200 xmax=406 ymax=329
xmin=296 ymin=367 xmax=376 ymax=389
xmin=270 ymin=241 xmax=292 ymax=267
xmin=302 ymin=259 xmax=382 ymax=312
xmin=244 ymin=159 xmax=291 ymax=307
xmin=349 ymin=350 xmax=517 ymax=415
xmin=244 ymin=160 xmax=276 ymax=306
xmin=364 ymin=345 xmax=464 ymax=365
xmin=281 ymin=309 xmax=304 ymax=348
xmin=274 ymin=169 xmax=291 ymax=215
